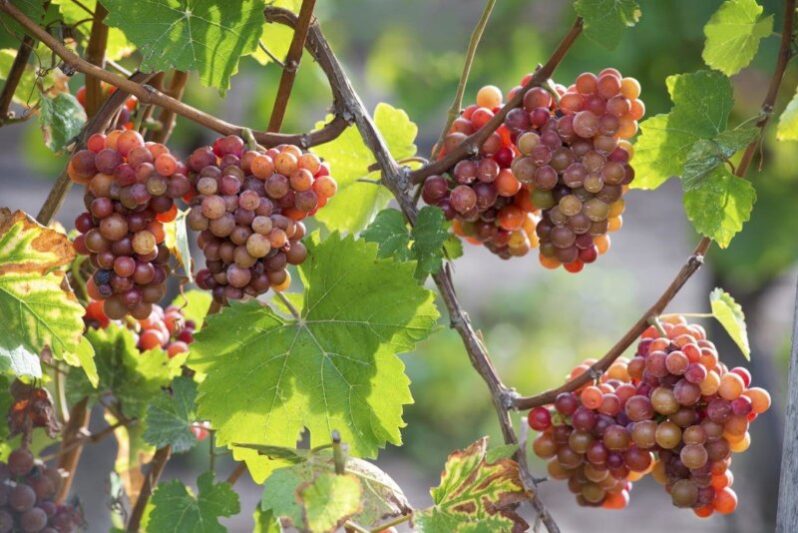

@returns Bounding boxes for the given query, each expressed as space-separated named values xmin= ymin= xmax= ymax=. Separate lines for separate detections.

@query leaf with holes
xmin=574 ymin=0 xmax=641 ymax=50
xmin=710 ymin=288 xmax=751 ymax=359
xmin=415 ymin=437 xmax=528 ymax=533
xmin=143 ymin=376 xmax=199 ymax=453
xmin=312 ymin=104 xmax=418 ymax=233
xmin=632 ymin=71 xmax=734 ymax=190
xmin=190 ymin=233 xmax=439 ymax=482
xmin=38 ymin=91 xmax=86 ymax=153
xmin=703 ymin=0 xmax=773 ymax=76
xmin=100 ymin=0 xmax=263 ymax=90
xmin=149 ymin=472 xmax=240 ymax=533
xmin=0 ymin=209 xmax=92 ymax=377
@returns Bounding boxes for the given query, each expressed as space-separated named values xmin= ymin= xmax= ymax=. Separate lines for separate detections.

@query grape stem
xmin=275 ymin=291 xmax=301 ymax=320
xmin=430 ymin=0 xmax=497 ymax=159
xmin=267 ymin=0 xmax=316 ymax=133
xmin=263 ymin=7 xmax=567 ymax=531
xmin=512 ymin=0 xmax=796 ymax=412
xmin=0 ymin=0 xmax=350 ymax=149
xmin=647 ymin=315 xmax=668 ymax=338
xmin=409 ymin=16 xmax=584 ymax=184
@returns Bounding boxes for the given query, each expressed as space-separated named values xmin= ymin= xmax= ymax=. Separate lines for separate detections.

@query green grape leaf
xmin=38 ymin=91 xmax=86 ymax=153
xmin=191 ymin=233 xmax=439 ymax=482
xmin=253 ymin=508 xmax=282 ymax=533
xmin=633 ymin=71 xmax=734 ymax=190
xmin=67 ymin=322 xmax=183 ymax=420
xmin=710 ymin=288 xmax=751 ymax=359
xmin=683 ymin=166 xmax=755 ymax=248
xmin=143 ymin=376 xmax=199 ymax=453
xmin=702 ymin=0 xmax=773 ymax=76
xmin=251 ymin=0 xmax=299 ymax=65
xmin=170 ymin=290 xmax=212 ymax=331
xmin=0 ymin=209 xmax=91 ymax=374
xmin=260 ymin=450 xmax=410 ymax=529
xmin=0 ymin=1 xmax=47 ymax=51
xmin=100 ymin=0 xmax=263 ymax=90
xmin=0 ymin=346 xmax=41 ymax=379
xmin=300 ymin=473 xmax=362 ymax=533
xmin=362 ymin=208 xmax=411 ymax=261
xmin=443 ymin=234 xmax=463 ymax=260
xmin=51 ymin=0 xmax=134 ymax=61
xmin=777 ymin=87 xmax=798 ymax=141
xmin=149 ymin=472 xmax=240 ymax=533
xmin=573 ymin=0 xmax=641 ymax=50
xmin=0 ymin=49 xmax=43 ymax=109
xmin=682 ymin=128 xmax=759 ymax=189
xmin=415 ymin=437 xmax=528 ymax=533
xmin=165 ymin=209 xmax=193 ymax=282
xmin=313 ymin=103 xmax=418 ymax=233
xmin=411 ymin=206 xmax=449 ymax=281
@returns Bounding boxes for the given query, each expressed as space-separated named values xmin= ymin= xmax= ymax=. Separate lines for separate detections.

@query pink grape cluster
xmin=422 ymin=85 xmax=540 ymax=259
xmin=0 ymin=447 xmax=83 ymax=532
xmin=187 ymin=135 xmax=337 ymax=303
xmin=527 ymin=315 xmax=771 ymax=516
xmin=70 ymin=130 xmax=190 ymax=320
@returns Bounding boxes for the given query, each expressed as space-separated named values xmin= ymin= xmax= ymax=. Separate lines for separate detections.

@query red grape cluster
xmin=84 ymin=300 xmax=194 ymax=358
xmin=423 ymin=85 xmax=540 ymax=259
xmin=0 ymin=447 xmax=83 ymax=533
xmin=527 ymin=315 xmax=770 ymax=516
xmin=507 ymin=68 xmax=643 ymax=272
xmin=187 ymin=135 xmax=337 ymax=303
xmin=70 ymin=130 xmax=190 ymax=320
xmin=76 ymin=83 xmax=138 ymax=130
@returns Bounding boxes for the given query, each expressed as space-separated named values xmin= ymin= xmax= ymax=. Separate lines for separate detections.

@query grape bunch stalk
xmin=0 ymin=447 xmax=83 ymax=533
xmin=70 ymin=130 xmax=191 ymax=320
xmin=188 ymin=135 xmax=338 ymax=304
xmin=527 ymin=315 xmax=770 ymax=515
xmin=423 ymin=85 xmax=541 ymax=259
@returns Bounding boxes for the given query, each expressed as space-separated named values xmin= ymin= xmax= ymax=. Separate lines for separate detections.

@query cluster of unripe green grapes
xmin=527 ymin=315 xmax=770 ymax=516
xmin=0 ymin=447 xmax=82 ymax=532
xmin=424 ymin=68 xmax=643 ymax=271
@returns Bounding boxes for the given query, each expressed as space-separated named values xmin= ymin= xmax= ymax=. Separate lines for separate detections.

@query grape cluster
xmin=84 ymin=300 xmax=195 ymax=358
xmin=527 ymin=315 xmax=770 ymax=516
xmin=187 ymin=135 xmax=337 ymax=303
xmin=0 ymin=447 xmax=83 ymax=532
xmin=507 ymin=68 xmax=643 ymax=272
xmin=423 ymin=85 xmax=540 ymax=259
xmin=76 ymin=84 xmax=138 ymax=130
xmin=70 ymin=130 xmax=190 ymax=320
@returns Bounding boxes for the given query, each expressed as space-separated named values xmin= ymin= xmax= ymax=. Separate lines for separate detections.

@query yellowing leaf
xmin=710 ymin=288 xmax=751 ymax=359
xmin=300 ymin=473 xmax=362 ymax=533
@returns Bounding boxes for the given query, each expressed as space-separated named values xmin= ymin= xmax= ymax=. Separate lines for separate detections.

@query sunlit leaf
xmin=710 ymin=288 xmax=751 ymax=359
xmin=149 ymin=472 xmax=240 ymax=533
xmin=703 ymin=0 xmax=773 ymax=76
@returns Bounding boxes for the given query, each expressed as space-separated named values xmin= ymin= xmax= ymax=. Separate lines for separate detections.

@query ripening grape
xmin=190 ymin=138 xmax=337 ymax=303
xmin=526 ymin=315 xmax=768 ymax=515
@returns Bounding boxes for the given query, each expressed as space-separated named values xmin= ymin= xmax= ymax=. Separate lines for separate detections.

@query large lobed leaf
xmin=0 ymin=209 xmax=92 ymax=378
xmin=312 ymin=103 xmax=418 ymax=234
xmin=149 ymin=472 xmax=240 ymax=533
xmin=416 ymin=437 xmax=527 ymax=533
xmin=100 ymin=0 xmax=263 ymax=90
xmin=574 ymin=0 xmax=641 ymax=50
xmin=702 ymin=0 xmax=773 ymax=76
xmin=190 ymin=233 xmax=439 ymax=482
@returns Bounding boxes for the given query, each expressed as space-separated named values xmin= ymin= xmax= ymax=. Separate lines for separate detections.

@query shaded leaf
xmin=411 ymin=206 xmax=449 ymax=280
xmin=710 ymin=288 xmax=751 ymax=359
xmin=682 ymin=128 xmax=759 ymax=189
xmin=149 ymin=472 xmax=240 ymax=533
xmin=100 ymin=0 xmax=263 ymax=90
xmin=683 ymin=167 xmax=755 ymax=248
xmin=703 ymin=0 xmax=773 ymax=76
xmin=299 ymin=472 xmax=362 ymax=533
xmin=191 ymin=233 xmax=438 ymax=482
xmin=362 ymin=209 xmax=411 ymax=261
xmin=0 ymin=1 xmax=47 ymax=51
xmin=38 ymin=91 xmax=86 ymax=153
xmin=143 ymin=376 xmax=199 ymax=453
xmin=574 ymin=0 xmax=641 ymax=50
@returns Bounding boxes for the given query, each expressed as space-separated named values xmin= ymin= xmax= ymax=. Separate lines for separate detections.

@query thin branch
xmin=41 ymin=418 xmax=135 ymax=462
xmin=264 ymin=7 xmax=566 ymax=531
xmin=36 ymin=71 xmax=154 ymax=225
xmin=226 ymin=463 xmax=247 ymax=486
xmin=513 ymin=0 xmax=796 ymax=411
xmin=258 ymin=40 xmax=285 ymax=67
xmin=84 ymin=2 xmax=108 ymax=117
xmin=150 ymin=70 xmax=187 ymax=143
xmin=431 ymin=0 xmax=497 ymax=159
xmin=267 ymin=0 xmax=316 ymax=132
xmin=0 ymin=35 xmax=34 ymax=118
xmin=55 ymin=397 xmax=90 ymax=503
xmin=127 ymin=445 xmax=171 ymax=531
xmin=274 ymin=291 xmax=300 ymax=320
xmin=0 ymin=0 xmax=348 ymax=149
xmin=410 ymin=17 xmax=583 ymax=184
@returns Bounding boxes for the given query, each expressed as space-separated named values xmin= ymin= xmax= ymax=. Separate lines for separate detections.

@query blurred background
xmin=3 ymin=0 xmax=798 ymax=531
